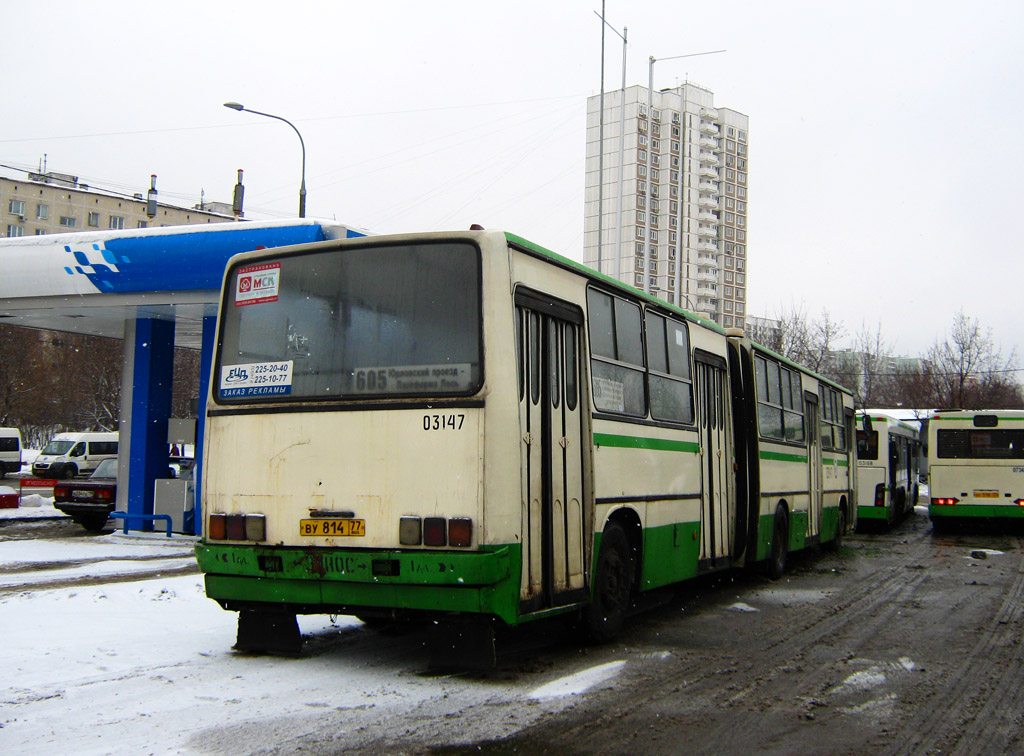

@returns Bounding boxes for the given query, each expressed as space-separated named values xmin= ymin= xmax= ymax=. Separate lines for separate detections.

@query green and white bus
xmin=928 ymin=409 xmax=1024 ymax=530
xmin=194 ymin=230 xmax=855 ymax=654
xmin=855 ymin=411 xmax=921 ymax=528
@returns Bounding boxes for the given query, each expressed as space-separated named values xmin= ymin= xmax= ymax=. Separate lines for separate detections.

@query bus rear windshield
xmin=216 ymin=241 xmax=482 ymax=402
xmin=936 ymin=429 xmax=1024 ymax=459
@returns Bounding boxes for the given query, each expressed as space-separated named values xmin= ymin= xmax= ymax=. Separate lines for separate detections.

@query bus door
xmin=516 ymin=292 xmax=586 ymax=610
xmin=805 ymin=393 xmax=823 ymax=539
xmin=695 ymin=355 xmax=731 ymax=565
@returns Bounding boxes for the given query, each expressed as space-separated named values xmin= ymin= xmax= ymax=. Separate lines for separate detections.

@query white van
xmin=32 ymin=432 xmax=119 ymax=479
xmin=0 ymin=427 xmax=22 ymax=478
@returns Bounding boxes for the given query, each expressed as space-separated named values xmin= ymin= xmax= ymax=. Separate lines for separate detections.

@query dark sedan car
xmin=53 ymin=457 xmax=118 ymax=531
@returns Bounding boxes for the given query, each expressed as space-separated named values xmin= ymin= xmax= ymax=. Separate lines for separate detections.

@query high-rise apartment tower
xmin=584 ymin=83 xmax=749 ymax=329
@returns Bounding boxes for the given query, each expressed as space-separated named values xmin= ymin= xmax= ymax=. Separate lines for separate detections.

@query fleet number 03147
xmin=423 ymin=414 xmax=465 ymax=431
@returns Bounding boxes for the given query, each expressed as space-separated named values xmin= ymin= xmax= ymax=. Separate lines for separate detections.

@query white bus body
xmin=856 ymin=411 xmax=922 ymax=527
xmin=928 ymin=409 xmax=1024 ymax=528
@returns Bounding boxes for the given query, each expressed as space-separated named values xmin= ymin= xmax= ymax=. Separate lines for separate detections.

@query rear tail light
xmin=207 ymin=512 xmax=265 ymax=541
xmin=448 ymin=518 xmax=473 ymax=547
xmin=209 ymin=513 xmax=226 ymax=539
xmin=874 ymin=483 xmax=885 ymax=507
xmin=96 ymin=489 xmax=114 ymax=501
xmin=423 ymin=517 xmax=447 ymax=547
xmin=1015 ymin=499 xmax=1024 ymax=507
xmin=54 ymin=484 xmax=69 ymax=498
xmin=401 ymin=516 xmax=473 ymax=547
xmin=931 ymin=497 xmax=960 ymax=506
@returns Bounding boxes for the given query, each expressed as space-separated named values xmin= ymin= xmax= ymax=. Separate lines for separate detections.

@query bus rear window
xmin=216 ymin=241 xmax=482 ymax=402
xmin=937 ymin=429 xmax=1024 ymax=459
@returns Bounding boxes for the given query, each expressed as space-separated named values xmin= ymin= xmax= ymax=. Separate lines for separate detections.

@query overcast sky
xmin=3 ymin=1 xmax=1022 ymax=365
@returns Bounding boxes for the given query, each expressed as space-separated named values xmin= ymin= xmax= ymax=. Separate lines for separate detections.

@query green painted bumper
xmin=857 ymin=506 xmax=892 ymax=521
xmin=195 ymin=542 xmax=523 ymax=625
xmin=930 ymin=505 xmax=1024 ymax=520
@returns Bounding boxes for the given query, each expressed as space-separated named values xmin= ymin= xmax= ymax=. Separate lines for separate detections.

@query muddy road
xmin=419 ymin=507 xmax=1024 ymax=756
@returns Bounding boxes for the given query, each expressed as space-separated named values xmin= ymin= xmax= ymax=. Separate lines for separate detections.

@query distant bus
xmin=928 ymin=409 xmax=1024 ymax=530
xmin=855 ymin=411 xmax=921 ymax=528
xmin=194 ymin=230 xmax=855 ymax=655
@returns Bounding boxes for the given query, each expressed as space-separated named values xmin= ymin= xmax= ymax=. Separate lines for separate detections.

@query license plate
xmin=73 ymin=490 xmax=95 ymax=499
xmin=299 ymin=519 xmax=365 ymax=537
xmin=974 ymin=490 xmax=999 ymax=499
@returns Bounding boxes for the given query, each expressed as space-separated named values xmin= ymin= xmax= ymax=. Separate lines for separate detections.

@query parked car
xmin=32 ymin=432 xmax=118 ymax=479
xmin=0 ymin=427 xmax=22 ymax=478
xmin=53 ymin=457 xmax=118 ymax=531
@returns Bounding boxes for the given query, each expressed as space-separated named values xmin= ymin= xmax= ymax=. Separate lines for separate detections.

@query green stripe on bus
xmin=759 ymin=450 xmax=809 ymax=464
xmin=594 ymin=433 xmax=701 ymax=453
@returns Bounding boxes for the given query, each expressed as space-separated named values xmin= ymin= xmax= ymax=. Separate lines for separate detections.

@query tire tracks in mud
xmin=892 ymin=537 xmax=1024 ymax=756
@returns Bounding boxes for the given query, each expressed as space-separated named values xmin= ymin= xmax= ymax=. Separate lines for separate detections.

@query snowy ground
xmin=0 ymin=520 xmax=629 ymax=756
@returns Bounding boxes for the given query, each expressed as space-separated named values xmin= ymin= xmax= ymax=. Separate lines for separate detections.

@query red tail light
xmin=874 ymin=483 xmax=885 ymax=507
xmin=448 ymin=518 xmax=473 ymax=547
xmin=54 ymin=484 xmax=69 ymax=498
xmin=931 ymin=497 xmax=960 ymax=506
xmin=209 ymin=513 xmax=227 ymax=540
xmin=423 ymin=517 xmax=447 ymax=547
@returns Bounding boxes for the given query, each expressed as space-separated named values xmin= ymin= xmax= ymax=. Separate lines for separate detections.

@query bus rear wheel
xmin=583 ymin=523 xmax=633 ymax=643
xmin=767 ymin=507 xmax=789 ymax=579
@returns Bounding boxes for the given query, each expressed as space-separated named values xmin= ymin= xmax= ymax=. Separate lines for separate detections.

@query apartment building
xmin=2 ymin=169 xmax=234 ymax=237
xmin=584 ymin=82 xmax=749 ymax=328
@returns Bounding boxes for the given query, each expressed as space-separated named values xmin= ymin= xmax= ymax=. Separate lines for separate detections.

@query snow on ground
xmin=0 ymin=540 xmax=632 ymax=756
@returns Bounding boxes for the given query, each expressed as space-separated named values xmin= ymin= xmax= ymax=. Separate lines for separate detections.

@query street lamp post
xmin=223 ymin=102 xmax=307 ymax=218
xmin=644 ymin=49 xmax=725 ymax=301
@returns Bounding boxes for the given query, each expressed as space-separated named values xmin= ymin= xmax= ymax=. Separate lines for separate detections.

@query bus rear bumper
xmin=929 ymin=504 xmax=1024 ymax=520
xmin=195 ymin=542 xmax=522 ymax=625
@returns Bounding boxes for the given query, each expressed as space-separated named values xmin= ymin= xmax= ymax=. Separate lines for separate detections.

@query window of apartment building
xmin=725 ymin=184 xmax=734 ymax=195
xmin=635 ymin=227 xmax=646 ymax=239
xmin=652 ymin=109 xmax=661 ymax=121
xmin=725 ymin=227 xmax=734 ymax=239
xmin=736 ymin=273 xmax=745 ymax=285
xmin=727 ymin=127 xmax=735 ymax=137
xmin=670 ymin=185 xmax=678 ymax=198
xmin=651 ymin=168 xmax=660 ymax=180
xmin=736 ymin=303 xmax=745 ymax=315
xmin=725 ymin=242 xmax=734 ymax=253
xmin=638 ymin=164 xmax=648 ymax=178
xmin=671 ymin=140 xmax=679 ymax=153
xmin=726 ymin=198 xmax=735 ymax=210
xmin=6 ymin=224 xmax=24 ymax=237
xmin=723 ymin=315 xmax=733 ymax=327
xmin=726 ymin=169 xmax=736 ymax=181
xmin=669 ymin=231 xmax=677 ymax=244
xmin=638 ymin=181 xmax=647 ymax=193
xmin=637 ymin=211 xmax=646 ymax=224
xmin=635 ymin=273 xmax=644 ymax=287
xmin=738 ymin=143 xmax=747 ymax=155
xmin=726 ymin=154 xmax=735 ymax=167
xmin=668 ymin=277 xmax=675 ymax=290
xmin=637 ymin=194 xmax=646 ymax=208
xmin=649 ymin=275 xmax=657 ymax=288
xmin=736 ymin=288 xmax=745 ymax=300
xmin=725 ymin=256 xmax=734 ymax=268
xmin=59 ymin=216 xmax=76 ymax=228
xmin=724 ymin=300 xmax=733 ymax=312
xmin=737 ymin=230 xmax=745 ymax=241
xmin=738 ymin=130 xmax=747 ymax=141
xmin=738 ymin=172 xmax=747 ymax=184
xmin=670 ymin=201 xmax=678 ymax=214
xmin=649 ymin=260 xmax=658 ymax=273
xmin=639 ymin=132 xmax=648 ymax=145
xmin=737 ymin=186 xmax=746 ymax=198
xmin=137 ymin=221 xmax=148 ymax=228
xmin=737 ymin=216 xmax=745 ymax=227
xmin=727 ymin=139 xmax=736 ymax=151
xmin=736 ymin=244 xmax=745 ymax=256
xmin=669 ymin=216 xmax=677 ymax=228
xmin=737 ymin=201 xmax=746 ymax=212
xmin=638 ymin=149 xmax=647 ymax=162
xmin=635 ymin=242 xmax=645 ymax=254
xmin=670 ymin=170 xmax=679 ymax=183
xmin=635 ymin=257 xmax=645 ymax=271
xmin=36 ymin=203 xmax=49 ymax=220
xmin=651 ymin=215 xmax=659 ymax=228
xmin=651 ymin=230 xmax=659 ymax=242
xmin=34 ymin=229 xmax=46 ymax=235
xmin=738 ymin=158 xmax=746 ymax=170
xmin=109 ymin=216 xmax=125 ymax=230
xmin=669 ymin=261 xmax=676 ymax=275
xmin=725 ymin=286 xmax=734 ymax=299
xmin=671 ymin=156 xmax=680 ymax=168
xmin=725 ymin=270 xmax=734 ymax=282
xmin=651 ymin=199 xmax=660 ymax=213
xmin=736 ymin=258 xmax=745 ymax=271
xmin=650 ymin=247 xmax=658 ymax=259
xmin=671 ymin=125 xmax=680 ymax=138
xmin=8 ymin=199 xmax=26 ymax=216
xmin=725 ymin=212 xmax=735 ymax=224
xmin=652 ymin=139 xmax=660 ymax=151
xmin=652 ymin=123 xmax=661 ymax=136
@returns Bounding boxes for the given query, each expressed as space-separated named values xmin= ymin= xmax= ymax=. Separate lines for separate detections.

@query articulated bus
xmin=855 ymin=411 xmax=922 ymax=529
xmin=928 ymin=410 xmax=1024 ymax=531
xmin=194 ymin=230 xmax=855 ymax=654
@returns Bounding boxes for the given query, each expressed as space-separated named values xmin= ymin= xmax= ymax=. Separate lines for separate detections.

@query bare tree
xmin=923 ymin=311 xmax=1022 ymax=409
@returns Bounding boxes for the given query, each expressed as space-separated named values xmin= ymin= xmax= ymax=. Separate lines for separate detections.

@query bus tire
xmin=767 ymin=507 xmax=788 ymax=580
xmin=583 ymin=523 xmax=633 ymax=643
